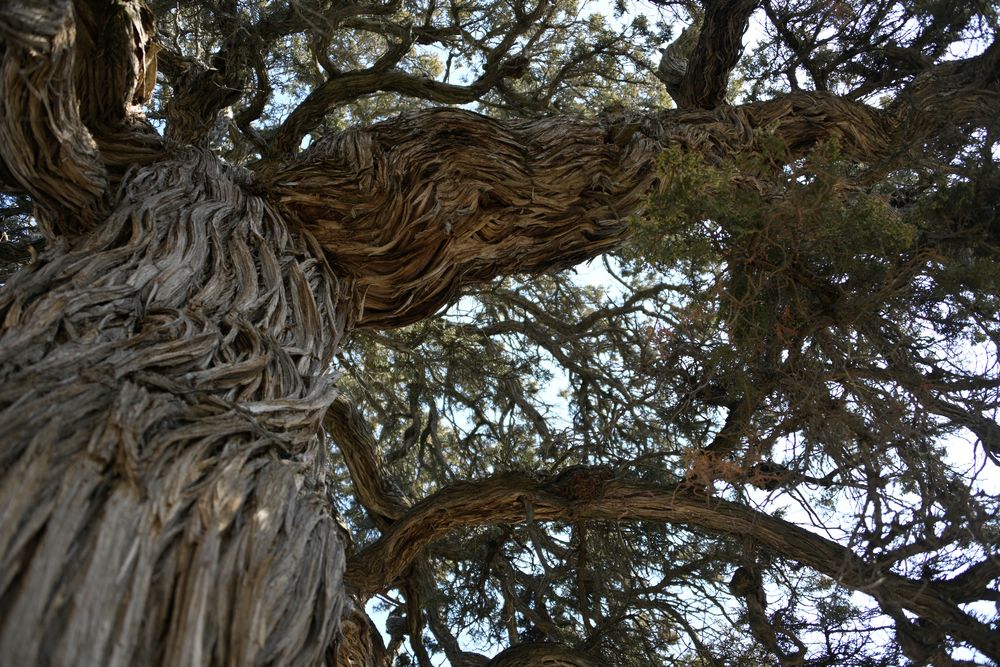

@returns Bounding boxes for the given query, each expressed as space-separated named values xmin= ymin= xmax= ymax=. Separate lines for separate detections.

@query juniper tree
xmin=0 ymin=0 xmax=998 ymax=665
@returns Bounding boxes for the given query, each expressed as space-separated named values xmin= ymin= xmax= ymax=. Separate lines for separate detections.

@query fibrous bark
xmin=267 ymin=95 xmax=890 ymax=328
xmin=2 ymin=0 xmax=1000 ymax=663
xmin=657 ymin=0 xmax=757 ymax=109
xmin=0 ymin=151 xmax=350 ymax=666
xmin=677 ymin=0 xmax=758 ymax=109
xmin=485 ymin=642 xmax=600 ymax=667
xmin=325 ymin=395 xmax=409 ymax=527
xmin=0 ymin=0 xmax=109 ymax=234
xmin=268 ymin=40 xmax=1000 ymax=329
xmin=267 ymin=109 xmax=643 ymax=328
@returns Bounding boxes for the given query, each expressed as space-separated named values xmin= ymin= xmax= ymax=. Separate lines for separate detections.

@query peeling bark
xmin=266 ymin=42 xmax=999 ymax=328
xmin=666 ymin=0 xmax=758 ymax=109
xmin=2 ymin=1 xmax=1000 ymax=662
xmin=0 ymin=151 xmax=349 ymax=666
xmin=267 ymin=95 xmax=893 ymax=328
xmin=73 ymin=0 xmax=158 ymax=127
xmin=485 ymin=642 xmax=600 ymax=667
xmin=325 ymin=395 xmax=409 ymax=526
xmin=679 ymin=0 xmax=757 ymax=109
xmin=0 ymin=0 xmax=109 ymax=234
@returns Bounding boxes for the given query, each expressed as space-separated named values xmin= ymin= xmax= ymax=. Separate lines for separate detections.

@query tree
xmin=0 ymin=0 xmax=998 ymax=665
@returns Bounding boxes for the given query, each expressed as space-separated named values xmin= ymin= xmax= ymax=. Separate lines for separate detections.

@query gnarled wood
xmin=677 ymin=0 xmax=757 ymax=109
xmin=0 ymin=0 xmax=108 ymax=234
xmin=73 ymin=0 xmax=158 ymax=128
xmin=325 ymin=395 xmax=410 ymax=526
xmin=3 ymin=3 xmax=1000 ymax=663
xmin=267 ymin=109 xmax=643 ymax=328
xmin=266 ymin=95 xmax=889 ymax=327
xmin=73 ymin=0 xmax=166 ymax=175
xmin=267 ymin=39 xmax=1000 ymax=329
xmin=486 ymin=642 xmax=600 ymax=667
xmin=0 ymin=150 xmax=349 ymax=666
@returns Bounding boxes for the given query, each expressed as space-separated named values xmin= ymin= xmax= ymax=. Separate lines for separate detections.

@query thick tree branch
xmin=889 ymin=38 xmax=1000 ymax=145
xmin=158 ymin=43 xmax=253 ymax=146
xmin=337 ymin=596 xmax=390 ymax=667
xmin=73 ymin=0 xmax=165 ymax=174
xmin=485 ymin=642 xmax=600 ymax=666
xmin=0 ymin=0 xmax=108 ymax=234
xmin=344 ymin=471 xmax=1000 ymax=659
xmin=72 ymin=0 xmax=157 ymax=129
xmin=263 ymin=96 xmax=884 ymax=328
xmin=264 ymin=37 xmax=1000 ymax=329
xmin=677 ymin=0 xmax=757 ymax=109
xmin=0 ymin=236 xmax=45 ymax=264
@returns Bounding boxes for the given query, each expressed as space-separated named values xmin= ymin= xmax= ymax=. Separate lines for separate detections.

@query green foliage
xmin=3 ymin=0 xmax=1000 ymax=664
xmin=338 ymin=128 xmax=1000 ymax=664
xmin=633 ymin=135 xmax=926 ymax=355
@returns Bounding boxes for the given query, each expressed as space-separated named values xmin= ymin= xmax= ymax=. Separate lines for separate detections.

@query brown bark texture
xmin=1 ymin=0 xmax=1000 ymax=665
xmin=339 ymin=471 xmax=1000 ymax=658
xmin=0 ymin=148 xmax=351 ymax=666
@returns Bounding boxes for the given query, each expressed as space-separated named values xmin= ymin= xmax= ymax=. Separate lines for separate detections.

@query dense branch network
xmin=331 ymin=402 xmax=1000 ymax=660
xmin=1 ymin=0 xmax=1000 ymax=665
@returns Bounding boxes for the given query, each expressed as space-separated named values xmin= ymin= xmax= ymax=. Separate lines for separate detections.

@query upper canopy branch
xmin=660 ymin=0 xmax=758 ymax=109
xmin=263 ymin=95 xmax=884 ymax=328
xmin=263 ymin=35 xmax=999 ymax=330
xmin=264 ymin=0 xmax=548 ymax=157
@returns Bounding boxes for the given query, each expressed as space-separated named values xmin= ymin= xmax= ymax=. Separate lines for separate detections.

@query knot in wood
xmin=546 ymin=466 xmax=614 ymax=501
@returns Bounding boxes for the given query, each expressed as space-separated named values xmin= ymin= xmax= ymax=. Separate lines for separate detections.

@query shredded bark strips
xmin=1 ymin=0 xmax=1000 ymax=664
xmin=0 ymin=151 xmax=349 ymax=666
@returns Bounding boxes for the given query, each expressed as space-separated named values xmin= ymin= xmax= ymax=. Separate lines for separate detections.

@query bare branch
xmin=73 ymin=0 xmax=158 ymax=128
xmin=325 ymin=395 xmax=410 ymax=527
xmin=344 ymin=471 xmax=1000 ymax=659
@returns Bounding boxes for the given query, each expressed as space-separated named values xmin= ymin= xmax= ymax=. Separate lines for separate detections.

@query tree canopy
xmin=1 ymin=0 xmax=999 ymax=666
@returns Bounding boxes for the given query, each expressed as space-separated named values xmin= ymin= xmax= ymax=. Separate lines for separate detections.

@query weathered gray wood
xmin=0 ymin=151 xmax=349 ymax=666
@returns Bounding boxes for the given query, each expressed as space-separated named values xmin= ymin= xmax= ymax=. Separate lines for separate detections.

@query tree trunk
xmin=0 ymin=150 xmax=350 ymax=666
xmin=2 ymin=3 xmax=998 ymax=661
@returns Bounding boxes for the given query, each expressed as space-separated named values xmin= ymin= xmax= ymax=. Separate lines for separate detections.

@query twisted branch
xmin=343 ymin=471 xmax=1000 ymax=660
xmin=0 ymin=0 xmax=108 ymax=234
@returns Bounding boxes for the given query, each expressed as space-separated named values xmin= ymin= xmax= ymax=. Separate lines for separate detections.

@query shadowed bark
xmin=485 ymin=642 xmax=601 ymax=667
xmin=0 ymin=149 xmax=350 ymax=666
xmin=677 ymin=0 xmax=758 ymax=109
xmin=2 ymin=0 xmax=1000 ymax=663
xmin=0 ymin=0 xmax=109 ymax=233
xmin=325 ymin=395 xmax=410 ymax=526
